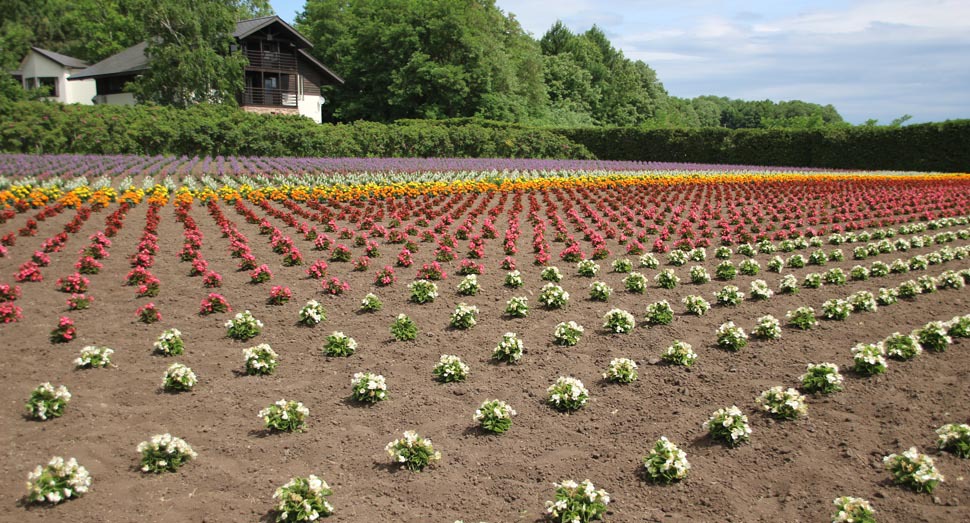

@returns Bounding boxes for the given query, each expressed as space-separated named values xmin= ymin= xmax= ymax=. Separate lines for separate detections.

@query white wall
xmin=20 ymin=51 xmax=95 ymax=105
xmin=298 ymin=94 xmax=323 ymax=123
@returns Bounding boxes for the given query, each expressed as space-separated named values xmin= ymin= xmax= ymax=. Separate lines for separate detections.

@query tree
xmin=127 ymin=0 xmax=247 ymax=107
xmin=297 ymin=0 xmax=546 ymax=122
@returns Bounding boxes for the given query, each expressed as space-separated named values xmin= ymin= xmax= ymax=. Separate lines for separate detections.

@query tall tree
xmin=127 ymin=0 xmax=247 ymax=107
xmin=297 ymin=0 xmax=547 ymax=122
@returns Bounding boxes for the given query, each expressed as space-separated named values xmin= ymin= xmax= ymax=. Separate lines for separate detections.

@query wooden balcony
xmin=242 ymin=87 xmax=298 ymax=107
xmin=243 ymin=49 xmax=298 ymax=71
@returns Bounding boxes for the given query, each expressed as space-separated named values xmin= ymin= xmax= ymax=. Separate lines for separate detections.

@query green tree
xmin=297 ymin=0 xmax=546 ymax=122
xmin=128 ymin=0 xmax=247 ymax=107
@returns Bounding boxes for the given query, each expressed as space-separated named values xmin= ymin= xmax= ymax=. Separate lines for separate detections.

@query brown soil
xmin=1 ymin=194 xmax=968 ymax=523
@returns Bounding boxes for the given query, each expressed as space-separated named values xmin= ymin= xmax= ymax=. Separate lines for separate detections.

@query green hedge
xmin=554 ymin=122 xmax=970 ymax=171
xmin=0 ymin=101 xmax=593 ymax=159
xmin=2 ymin=100 xmax=968 ymax=171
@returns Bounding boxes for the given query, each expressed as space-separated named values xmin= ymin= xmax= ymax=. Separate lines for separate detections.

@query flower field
xmin=1 ymin=155 xmax=969 ymax=522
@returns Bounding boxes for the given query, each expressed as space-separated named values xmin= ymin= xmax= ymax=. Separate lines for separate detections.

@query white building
xmin=18 ymin=48 xmax=97 ymax=105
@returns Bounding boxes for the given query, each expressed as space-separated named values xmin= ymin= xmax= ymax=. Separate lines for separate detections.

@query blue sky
xmin=270 ymin=0 xmax=970 ymax=124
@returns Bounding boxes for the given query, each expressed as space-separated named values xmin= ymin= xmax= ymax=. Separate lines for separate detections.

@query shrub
xmin=243 ymin=344 xmax=279 ymax=375
xmin=851 ymin=343 xmax=888 ymax=376
xmin=544 ymin=479 xmax=609 ymax=523
xmin=831 ymin=497 xmax=876 ymax=523
xmin=602 ymin=308 xmax=636 ymax=333
xmin=547 ymin=376 xmax=589 ymax=411
xmin=272 ymin=476 xmax=334 ymax=521
xmin=644 ymin=300 xmax=674 ymax=325
xmin=74 ymin=345 xmax=113 ymax=369
xmin=360 ymin=292 xmax=383 ymax=312
xmin=603 ymin=358 xmax=638 ymax=383
xmin=324 ymin=332 xmax=357 ymax=357
xmin=757 ymin=386 xmax=807 ymax=420
xmin=25 ymin=382 xmax=71 ymax=420
xmin=642 ymin=437 xmax=690 ymax=483
xmin=408 ymin=279 xmax=438 ymax=304
xmin=588 ymin=281 xmax=612 ymax=301
xmin=25 ymin=457 xmax=91 ymax=504
xmin=162 ymin=363 xmax=197 ymax=392
xmin=385 ymin=431 xmax=441 ymax=471
xmin=473 ymin=399 xmax=516 ymax=434
xmin=505 ymin=296 xmax=529 ymax=318
xmin=622 ymin=272 xmax=648 ymax=293
xmin=260 ymin=399 xmax=309 ymax=432
xmin=703 ymin=406 xmax=751 ymax=447
xmin=914 ymin=321 xmax=952 ymax=352
xmin=714 ymin=285 xmax=744 ymax=306
xmin=390 ymin=314 xmax=418 ymax=341
xmin=492 ymin=332 xmax=524 ymax=363
xmin=936 ymin=423 xmax=970 ymax=459
xmin=350 ymin=372 xmax=387 ymax=403
xmin=661 ymin=340 xmax=697 ymax=366
xmin=225 ymin=310 xmax=263 ymax=340
xmin=754 ymin=315 xmax=782 ymax=339
xmin=137 ymin=434 xmax=197 ymax=473
xmin=883 ymin=448 xmax=944 ymax=493
xmin=800 ymin=363 xmax=844 ymax=393
xmin=787 ymin=307 xmax=818 ymax=330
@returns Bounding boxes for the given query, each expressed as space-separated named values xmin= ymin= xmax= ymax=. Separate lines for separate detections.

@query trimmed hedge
xmin=554 ymin=122 xmax=970 ymax=171
xmin=0 ymin=101 xmax=593 ymax=159
xmin=2 ymin=100 xmax=968 ymax=171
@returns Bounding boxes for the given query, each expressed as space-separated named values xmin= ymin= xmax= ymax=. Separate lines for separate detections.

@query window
xmin=27 ymin=77 xmax=58 ymax=97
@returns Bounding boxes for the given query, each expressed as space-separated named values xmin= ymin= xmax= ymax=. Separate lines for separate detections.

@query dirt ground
xmin=1 ymin=191 xmax=968 ymax=523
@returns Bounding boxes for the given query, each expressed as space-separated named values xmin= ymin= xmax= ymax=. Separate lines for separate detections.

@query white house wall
xmin=298 ymin=94 xmax=323 ymax=123
xmin=20 ymin=51 xmax=95 ymax=105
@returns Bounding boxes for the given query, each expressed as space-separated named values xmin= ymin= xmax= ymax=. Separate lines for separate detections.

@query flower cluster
xmin=831 ymin=496 xmax=876 ymax=523
xmin=703 ymin=406 xmax=752 ymax=447
xmin=259 ymin=399 xmax=310 ymax=432
xmin=553 ymin=321 xmax=584 ymax=346
xmin=244 ymin=344 xmax=279 ymax=375
xmin=716 ymin=321 xmax=748 ymax=351
xmin=681 ymin=295 xmax=710 ymax=316
xmin=644 ymin=300 xmax=674 ymax=325
xmin=154 ymin=328 xmax=184 ymax=356
xmin=25 ymin=456 xmax=91 ymax=504
xmin=136 ymin=302 xmax=161 ymax=324
xmin=914 ymin=321 xmax=952 ymax=352
xmin=714 ymin=285 xmax=744 ymax=306
xmin=936 ymin=423 xmax=970 ymax=458
xmin=360 ymin=292 xmax=383 ymax=312
xmin=350 ymin=372 xmax=387 ymax=403
xmin=642 ymin=437 xmax=690 ymax=483
xmin=324 ymin=332 xmax=357 ymax=357
xmin=538 ymin=283 xmax=569 ymax=309
xmin=544 ymin=479 xmax=610 ymax=523
xmin=602 ymin=308 xmax=636 ymax=333
xmin=162 ymin=363 xmax=197 ymax=392
xmin=456 ymin=274 xmax=480 ymax=296
xmin=800 ymin=363 xmax=844 ymax=394
xmin=449 ymin=303 xmax=479 ymax=329
xmin=273 ymin=475 xmax=334 ymax=521
xmin=390 ymin=314 xmax=418 ymax=341
xmin=492 ymin=332 xmax=523 ymax=363
xmin=409 ymin=279 xmax=438 ymax=304
xmin=603 ymin=358 xmax=638 ymax=383
xmin=851 ymin=343 xmax=887 ymax=376
xmin=225 ymin=310 xmax=263 ymax=340
xmin=787 ymin=306 xmax=818 ymax=330
xmin=883 ymin=448 xmax=944 ymax=493
xmin=655 ymin=268 xmax=680 ymax=289
xmin=298 ymin=300 xmax=326 ymax=326
xmin=757 ymin=386 xmax=807 ymax=420
xmin=588 ymin=281 xmax=612 ymax=301
xmin=137 ymin=433 xmax=197 ymax=473
xmin=433 ymin=354 xmax=470 ymax=382
xmin=662 ymin=340 xmax=697 ymax=366
xmin=25 ymin=382 xmax=71 ymax=420
xmin=474 ymin=399 xmax=517 ymax=434
xmin=49 ymin=316 xmax=77 ymax=343
xmin=622 ymin=272 xmax=648 ymax=293
xmin=385 ymin=431 xmax=441 ymax=471
xmin=505 ymin=296 xmax=529 ymax=318
xmin=547 ymin=376 xmax=589 ymax=411
xmin=267 ymin=285 xmax=292 ymax=305
xmin=199 ymin=293 xmax=231 ymax=315
xmin=576 ymin=260 xmax=599 ymax=277
xmin=74 ymin=345 xmax=113 ymax=369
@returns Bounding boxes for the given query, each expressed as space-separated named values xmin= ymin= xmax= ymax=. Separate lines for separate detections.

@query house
xmin=17 ymin=48 xmax=97 ymax=105
xmin=69 ymin=15 xmax=343 ymax=122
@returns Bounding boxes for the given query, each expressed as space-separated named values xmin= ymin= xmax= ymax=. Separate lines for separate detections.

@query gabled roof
xmin=69 ymin=41 xmax=148 ymax=80
xmin=233 ymin=15 xmax=314 ymax=49
xmin=298 ymin=49 xmax=344 ymax=85
xmin=30 ymin=47 xmax=89 ymax=69
xmin=71 ymin=16 xmax=337 ymax=82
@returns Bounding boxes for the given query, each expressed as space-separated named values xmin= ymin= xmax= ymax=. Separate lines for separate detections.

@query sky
xmin=269 ymin=0 xmax=970 ymax=124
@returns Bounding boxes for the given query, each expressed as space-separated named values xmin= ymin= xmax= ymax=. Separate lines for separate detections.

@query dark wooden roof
xmin=30 ymin=47 xmax=89 ymax=69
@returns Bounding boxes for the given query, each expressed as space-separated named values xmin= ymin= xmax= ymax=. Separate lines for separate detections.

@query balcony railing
xmin=242 ymin=87 xmax=299 ymax=107
xmin=243 ymin=50 xmax=298 ymax=71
